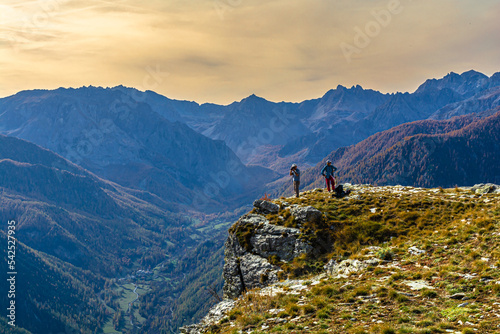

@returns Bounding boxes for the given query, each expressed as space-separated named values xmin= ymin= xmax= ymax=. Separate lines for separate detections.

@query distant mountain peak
xmin=444 ymin=71 xmax=460 ymax=78
xmin=239 ymin=93 xmax=268 ymax=104
xmin=247 ymin=93 xmax=262 ymax=99
xmin=461 ymin=69 xmax=488 ymax=78
xmin=440 ymin=70 xmax=487 ymax=80
xmin=322 ymin=84 xmax=367 ymax=99
xmin=415 ymin=70 xmax=490 ymax=96
xmin=332 ymin=84 xmax=365 ymax=91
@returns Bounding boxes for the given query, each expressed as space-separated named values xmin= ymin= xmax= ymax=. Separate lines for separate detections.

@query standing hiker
xmin=290 ymin=164 xmax=300 ymax=198
xmin=321 ymin=160 xmax=337 ymax=192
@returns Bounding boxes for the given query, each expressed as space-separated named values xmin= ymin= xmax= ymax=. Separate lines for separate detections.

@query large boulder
xmin=253 ymin=199 xmax=280 ymax=214
xmin=289 ymin=205 xmax=323 ymax=224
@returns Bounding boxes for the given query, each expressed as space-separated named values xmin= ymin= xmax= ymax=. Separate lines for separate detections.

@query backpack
xmin=333 ymin=184 xmax=350 ymax=198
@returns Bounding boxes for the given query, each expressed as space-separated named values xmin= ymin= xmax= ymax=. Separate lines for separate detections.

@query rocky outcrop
xmin=408 ymin=246 xmax=426 ymax=256
xmin=325 ymin=258 xmax=380 ymax=278
xmin=253 ymin=199 xmax=280 ymax=214
xmin=471 ymin=183 xmax=500 ymax=194
xmin=223 ymin=251 xmax=280 ymax=300
xmin=288 ymin=205 xmax=323 ymax=224
xmin=180 ymin=299 xmax=236 ymax=334
xmin=250 ymin=221 xmax=314 ymax=261
xmin=222 ymin=212 xmax=316 ymax=299
xmin=183 ymin=204 xmax=324 ymax=331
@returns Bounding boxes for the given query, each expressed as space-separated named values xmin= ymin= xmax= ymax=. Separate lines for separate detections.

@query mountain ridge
xmin=3 ymin=70 xmax=498 ymax=174
xmin=0 ymin=87 xmax=278 ymax=212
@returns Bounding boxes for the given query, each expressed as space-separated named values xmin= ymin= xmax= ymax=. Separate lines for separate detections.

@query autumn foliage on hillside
xmin=298 ymin=109 xmax=500 ymax=191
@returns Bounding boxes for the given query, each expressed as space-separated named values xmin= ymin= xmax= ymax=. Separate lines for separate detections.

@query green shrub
xmin=317 ymin=309 xmax=329 ymax=319
xmin=421 ymin=288 xmax=438 ymax=298
xmin=353 ymin=284 xmax=372 ymax=297
xmin=228 ymin=309 xmax=242 ymax=320
xmin=268 ymin=255 xmax=280 ymax=265
xmin=377 ymin=247 xmax=395 ymax=261
xmin=286 ymin=303 xmax=300 ymax=317
xmin=302 ymin=304 xmax=315 ymax=315
xmin=390 ymin=272 xmax=407 ymax=282
xmin=381 ymin=326 xmax=396 ymax=334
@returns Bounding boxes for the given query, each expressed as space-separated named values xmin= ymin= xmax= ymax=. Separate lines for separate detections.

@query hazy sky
xmin=0 ymin=0 xmax=499 ymax=104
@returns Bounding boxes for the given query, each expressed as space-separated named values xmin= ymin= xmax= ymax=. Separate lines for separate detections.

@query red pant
xmin=325 ymin=176 xmax=335 ymax=192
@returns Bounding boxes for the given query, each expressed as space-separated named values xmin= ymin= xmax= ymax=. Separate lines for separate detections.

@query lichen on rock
xmin=253 ymin=199 xmax=280 ymax=214
xmin=288 ymin=205 xmax=323 ymax=224
xmin=471 ymin=183 xmax=499 ymax=194
xmin=222 ymin=211 xmax=318 ymax=299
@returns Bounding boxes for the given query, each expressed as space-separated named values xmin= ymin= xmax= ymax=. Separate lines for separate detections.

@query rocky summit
xmin=182 ymin=184 xmax=500 ymax=334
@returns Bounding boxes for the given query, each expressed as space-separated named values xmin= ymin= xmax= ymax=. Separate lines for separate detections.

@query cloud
xmin=0 ymin=0 xmax=498 ymax=103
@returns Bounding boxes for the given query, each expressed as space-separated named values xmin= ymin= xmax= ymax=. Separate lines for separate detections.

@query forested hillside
xmin=291 ymin=109 xmax=500 ymax=193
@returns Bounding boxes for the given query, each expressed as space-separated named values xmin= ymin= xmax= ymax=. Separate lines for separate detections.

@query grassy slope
xmin=205 ymin=185 xmax=500 ymax=334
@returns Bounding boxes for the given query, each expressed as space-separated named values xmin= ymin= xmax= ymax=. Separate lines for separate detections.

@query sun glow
xmin=0 ymin=0 xmax=499 ymax=104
